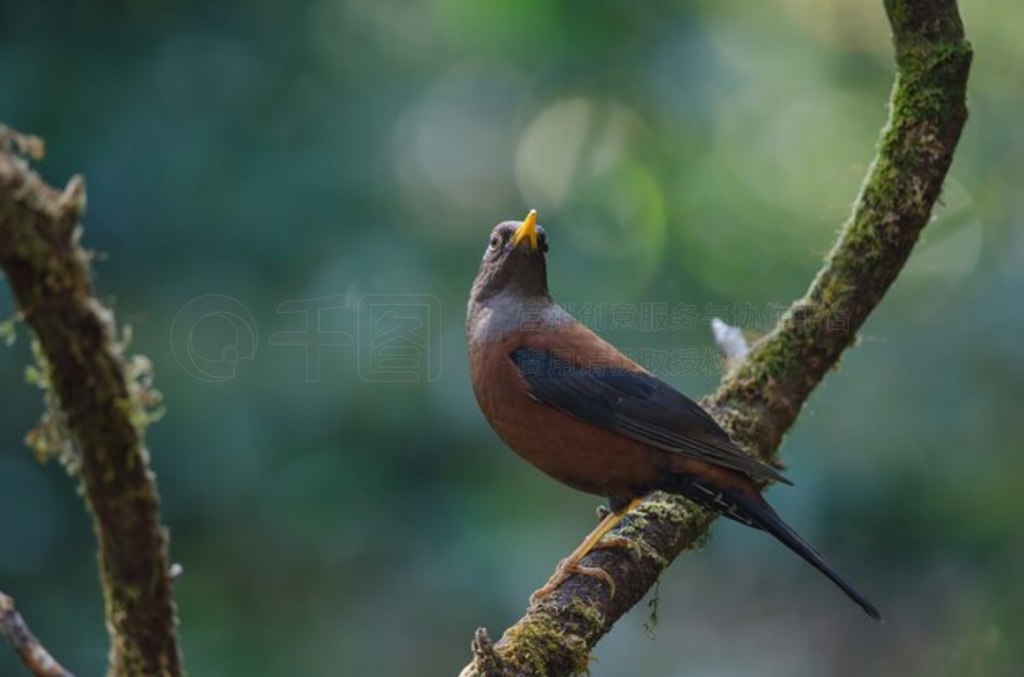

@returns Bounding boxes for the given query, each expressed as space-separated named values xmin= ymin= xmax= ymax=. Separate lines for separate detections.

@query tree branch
xmin=0 ymin=591 xmax=74 ymax=677
xmin=459 ymin=1 xmax=971 ymax=674
xmin=0 ymin=133 xmax=182 ymax=674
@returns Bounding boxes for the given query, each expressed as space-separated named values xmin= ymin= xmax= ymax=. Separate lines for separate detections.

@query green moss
xmin=568 ymin=598 xmax=606 ymax=635
xmin=503 ymin=613 xmax=592 ymax=676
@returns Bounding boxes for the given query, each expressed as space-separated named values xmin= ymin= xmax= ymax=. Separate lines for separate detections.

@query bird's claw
xmin=530 ymin=536 xmax=638 ymax=602
xmin=574 ymin=564 xmax=616 ymax=597
xmin=531 ymin=559 xmax=616 ymax=603
xmin=591 ymin=535 xmax=641 ymax=561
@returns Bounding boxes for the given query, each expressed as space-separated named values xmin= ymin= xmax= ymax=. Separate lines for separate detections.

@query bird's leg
xmin=591 ymin=497 xmax=644 ymax=556
xmin=531 ymin=498 xmax=643 ymax=602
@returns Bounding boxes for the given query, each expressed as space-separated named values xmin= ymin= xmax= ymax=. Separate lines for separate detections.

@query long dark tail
xmin=684 ymin=480 xmax=883 ymax=621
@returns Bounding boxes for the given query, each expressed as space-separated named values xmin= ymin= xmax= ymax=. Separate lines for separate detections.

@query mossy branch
xmin=459 ymin=1 xmax=972 ymax=674
xmin=0 ymin=131 xmax=182 ymax=675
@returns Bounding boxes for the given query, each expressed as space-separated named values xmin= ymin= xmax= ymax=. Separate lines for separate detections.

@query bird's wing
xmin=510 ymin=344 xmax=790 ymax=485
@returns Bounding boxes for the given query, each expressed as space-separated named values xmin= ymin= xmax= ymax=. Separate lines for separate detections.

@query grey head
xmin=467 ymin=211 xmax=569 ymax=342
xmin=468 ymin=210 xmax=550 ymax=306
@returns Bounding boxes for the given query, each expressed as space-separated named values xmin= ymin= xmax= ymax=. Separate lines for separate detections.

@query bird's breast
xmin=469 ymin=333 xmax=670 ymax=500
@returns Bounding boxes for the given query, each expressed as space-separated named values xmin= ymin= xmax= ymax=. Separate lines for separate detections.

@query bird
xmin=466 ymin=209 xmax=881 ymax=620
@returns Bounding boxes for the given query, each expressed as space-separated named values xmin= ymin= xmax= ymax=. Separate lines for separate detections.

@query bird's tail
xmin=736 ymin=493 xmax=882 ymax=621
xmin=681 ymin=477 xmax=882 ymax=621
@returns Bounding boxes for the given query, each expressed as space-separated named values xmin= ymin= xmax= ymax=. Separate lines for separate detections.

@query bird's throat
xmin=466 ymin=292 xmax=570 ymax=345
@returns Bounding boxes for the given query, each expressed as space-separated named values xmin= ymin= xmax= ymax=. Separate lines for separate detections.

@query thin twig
xmin=0 ymin=591 xmax=74 ymax=677
xmin=460 ymin=0 xmax=972 ymax=674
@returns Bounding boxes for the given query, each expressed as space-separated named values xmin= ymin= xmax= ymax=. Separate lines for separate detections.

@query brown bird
xmin=466 ymin=210 xmax=881 ymax=620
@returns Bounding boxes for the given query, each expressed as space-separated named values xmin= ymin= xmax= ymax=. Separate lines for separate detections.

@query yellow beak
xmin=511 ymin=209 xmax=539 ymax=250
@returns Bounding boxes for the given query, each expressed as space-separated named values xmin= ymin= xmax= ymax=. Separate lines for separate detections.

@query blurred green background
xmin=1 ymin=1 xmax=1022 ymax=675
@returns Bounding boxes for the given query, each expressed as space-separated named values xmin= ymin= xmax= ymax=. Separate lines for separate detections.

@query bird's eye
xmin=488 ymin=234 xmax=501 ymax=251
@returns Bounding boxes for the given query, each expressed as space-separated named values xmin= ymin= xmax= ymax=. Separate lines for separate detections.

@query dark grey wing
xmin=510 ymin=346 xmax=790 ymax=484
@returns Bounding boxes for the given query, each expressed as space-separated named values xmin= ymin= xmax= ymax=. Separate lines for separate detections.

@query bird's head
xmin=470 ymin=209 xmax=549 ymax=304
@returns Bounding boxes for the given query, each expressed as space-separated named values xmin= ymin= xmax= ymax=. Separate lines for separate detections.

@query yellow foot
xmin=531 ymin=497 xmax=644 ymax=602
xmin=530 ymin=558 xmax=616 ymax=603
xmin=591 ymin=536 xmax=641 ymax=561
